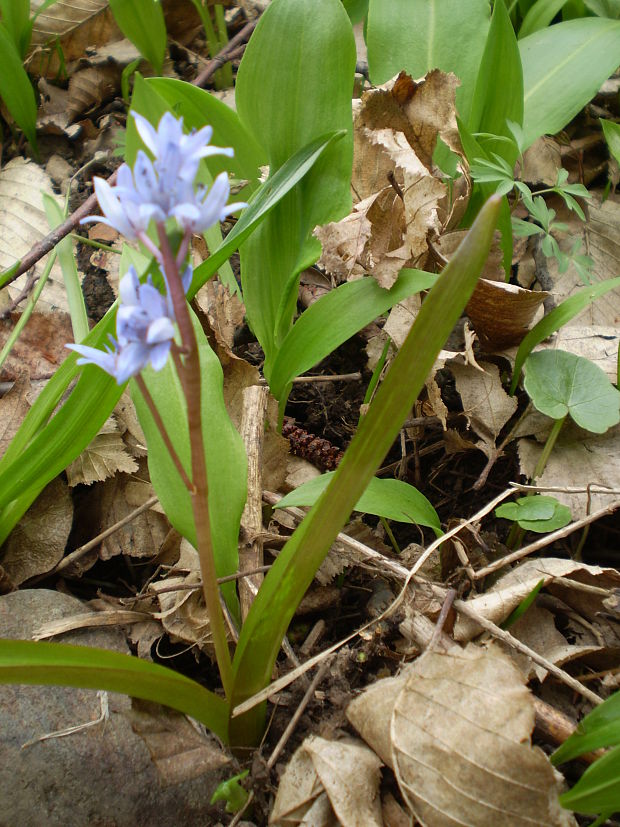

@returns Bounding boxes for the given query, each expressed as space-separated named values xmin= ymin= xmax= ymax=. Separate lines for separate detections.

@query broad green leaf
xmin=366 ymin=0 xmax=491 ymax=124
xmin=132 ymin=312 xmax=247 ymax=614
xmin=268 ymin=269 xmax=437 ymax=400
xmin=0 ymin=22 xmax=38 ymax=153
xmin=585 ymin=0 xmax=620 ymax=15
xmin=524 ymin=350 xmax=620 ymax=432
xmin=277 ymin=473 xmax=441 ymax=535
xmin=601 ymin=118 xmax=620 ymax=166
xmin=236 ymin=0 xmax=355 ymax=376
xmin=520 ymin=18 xmax=620 ymax=149
xmin=510 ymin=277 xmax=620 ymax=394
xmin=0 ymin=639 xmax=228 ymax=741
xmin=469 ymin=0 xmax=523 ymax=164
xmin=108 ymin=0 xmax=166 ymax=75
xmin=553 ymin=691 xmax=620 ymax=763
xmin=559 ymin=744 xmax=620 ymax=815
xmin=229 ymin=196 xmax=501 ymax=746
xmin=495 ymin=495 xmax=572 ymax=531
xmin=145 ymin=77 xmax=266 ymax=184
xmin=518 ymin=0 xmax=572 ymax=38
xmin=341 ymin=0 xmax=369 ymax=22
xmin=0 ymin=0 xmax=31 ymax=57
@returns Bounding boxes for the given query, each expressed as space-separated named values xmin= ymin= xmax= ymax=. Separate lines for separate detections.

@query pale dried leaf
xmin=518 ymin=425 xmax=620 ymax=519
xmin=0 ymin=159 xmax=69 ymax=311
xmin=195 ymin=279 xmax=246 ymax=351
xmin=66 ymin=64 xmax=121 ymax=121
xmin=0 ymin=477 xmax=72 ymax=584
xmin=454 ymin=558 xmax=620 ymax=641
xmin=271 ymin=737 xmax=382 ymax=827
xmin=304 ymin=737 xmax=383 ymax=827
xmin=383 ymin=293 xmax=421 ymax=349
xmin=0 ymin=374 xmax=31 ymax=461
xmin=543 ymin=325 xmax=620 ymax=383
xmin=347 ymin=672 xmax=408 ymax=769
xmin=450 ymin=360 xmax=517 ymax=457
xmin=95 ymin=467 xmax=169 ymax=560
xmin=151 ymin=573 xmax=213 ymax=652
xmin=0 ymin=310 xmax=74 ymax=382
xmin=510 ymin=605 xmax=600 ymax=682
xmin=66 ymin=417 xmax=139 ymax=486
xmin=520 ymin=137 xmax=562 ymax=186
xmin=391 ymin=645 xmax=576 ymax=827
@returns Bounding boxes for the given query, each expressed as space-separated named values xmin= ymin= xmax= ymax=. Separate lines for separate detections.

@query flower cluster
xmin=68 ymin=112 xmax=245 ymax=384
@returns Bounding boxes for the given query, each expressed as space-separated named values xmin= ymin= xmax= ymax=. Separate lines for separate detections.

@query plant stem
xmin=156 ymin=223 xmax=233 ymax=698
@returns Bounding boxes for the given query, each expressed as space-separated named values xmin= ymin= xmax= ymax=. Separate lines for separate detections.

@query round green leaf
xmin=523 ymin=350 xmax=620 ymax=433
xmin=496 ymin=495 xmax=572 ymax=532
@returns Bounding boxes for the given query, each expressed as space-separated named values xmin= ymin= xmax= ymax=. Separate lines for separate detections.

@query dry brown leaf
xmin=449 ymin=360 xmax=517 ymax=459
xmin=0 ymin=374 xmax=31 ymax=461
xmin=271 ymin=736 xmax=382 ymax=827
xmin=129 ymin=702 xmax=231 ymax=786
xmin=390 ymin=645 xmax=575 ymax=827
xmin=0 ymin=477 xmax=73 ymax=584
xmin=195 ymin=278 xmax=246 ymax=351
xmin=65 ymin=417 xmax=139 ymax=486
xmin=0 ymin=159 xmax=71 ymax=311
xmin=520 ymin=137 xmax=562 ymax=186
xmin=94 ymin=467 xmax=169 ymax=560
xmin=518 ymin=425 xmax=620 ymax=520
xmin=0 ymin=311 xmax=74 ymax=382
xmin=454 ymin=558 xmax=620 ymax=642
xmin=510 ymin=605 xmax=600 ymax=682
xmin=466 ymin=278 xmax=548 ymax=349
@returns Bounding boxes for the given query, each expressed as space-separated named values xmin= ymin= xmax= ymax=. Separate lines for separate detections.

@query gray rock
xmin=0 ymin=590 xmax=234 ymax=826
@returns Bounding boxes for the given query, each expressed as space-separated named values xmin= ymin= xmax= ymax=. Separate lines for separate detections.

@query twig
xmin=0 ymin=269 xmax=39 ymax=317
xmin=194 ymin=19 xmax=258 ymax=87
xmin=474 ymin=500 xmax=620 ymax=579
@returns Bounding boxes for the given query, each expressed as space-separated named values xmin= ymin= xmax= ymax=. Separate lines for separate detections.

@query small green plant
xmin=552 ymin=690 xmax=620 ymax=825
xmin=495 ymin=495 xmax=572 ymax=532
xmin=210 ymin=770 xmax=250 ymax=814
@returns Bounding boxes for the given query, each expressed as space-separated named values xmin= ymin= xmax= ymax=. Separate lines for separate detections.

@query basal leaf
xmin=559 ymin=744 xmax=620 ymax=815
xmin=601 ymin=118 xmax=620 ymax=166
xmin=132 ymin=312 xmax=247 ymax=614
xmin=277 ymin=473 xmax=441 ymax=535
xmin=108 ymin=0 xmax=166 ymax=75
xmin=0 ymin=638 xmax=228 ymax=741
xmin=518 ymin=0 xmax=572 ymax=38
xmin=523 ymin=349 xmax=620 ymax=432
xmin=520 ymin=18 xmax=620 ymax=149
xmin=0 ymin=22 xmax=38 ymax=153
xmin=268 ymin=269 xmax=437 ymax=401
xmin=366 ymin=0 xmax=491 ymax=124
xmin=495 ymin=495 xmax=572 ymax=532
xmin=553 ymin=691 xmax=620 ymax=763
xmin=235 ymin=0 xmax=355 ymax=376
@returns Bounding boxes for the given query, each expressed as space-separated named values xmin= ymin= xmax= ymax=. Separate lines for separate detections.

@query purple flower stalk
xmin=67 ymin=267 xmax=177 ymax=384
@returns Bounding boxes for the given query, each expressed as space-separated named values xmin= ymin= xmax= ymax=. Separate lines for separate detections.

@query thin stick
xmin=194 ymin=19 xmax=258 ymax=87
xmin=474 ymin=501 xmax=620 ymax=579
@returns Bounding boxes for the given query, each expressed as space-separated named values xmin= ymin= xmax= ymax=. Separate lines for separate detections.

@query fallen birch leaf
xmin=454 ymin=558 xmax=620 ymax=642
xmin=66 ymin=417 xmax=138 ymax=486
xmin=271 ymin=736 xmax=383 ymax=827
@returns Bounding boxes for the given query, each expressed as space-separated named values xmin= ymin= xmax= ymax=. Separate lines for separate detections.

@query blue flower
xmin=81 ymin=113 xmax=243 ymax=240
xmin=67 ymin=267 xmax=176 ymax=384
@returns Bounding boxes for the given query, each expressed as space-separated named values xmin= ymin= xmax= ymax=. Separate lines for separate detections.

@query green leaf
xmin=523 ymin=350 xmax=620 ymax=432
xmin=601 ymin=118 xmax=620 ymax=166
xmin=341 ymin=0 xmax=369 ymax=22
xmin=42 ymin=194 xmax=89 ymax=343
xmin=501 ymin=578 xmax=545 ymax=628
xmin=0 ymin=0 xmax=31 ymax=57
xmin=520 ymin=18 xmax=620 ymax=149
xmin=518 ymin=0 xmax=572 ymax=38
xmin=552 ymin=691 xmax=620 ymax=764
xmin=0 ymin=22 xmax=38 ymax=154
xmin=0 ymin=639 xmax=228 ymax=741
xmin=268 ymin=269 xmax=437 ymax=400
xmin=469 ymin=0 xmax=523 ymax=165
xmin=229 ymin=195 xmax=501 ymax=746
xmin=495 ymin=495 xmax=572 ymax=531
xmin=108 ymin=0 xmax=166 ymax=75
xmin=235 ymin=0 xmax=355 ymax=375
xmin=278 ymin=473 xmax=442 ymax=535
xmin=132 ymin=311 xmax=247 ymax=615
xmin=585 ymin=0 xmax=620 ymax=16
xmin=366 ymin=0 xmax=491 ymax=124
xmin=559 ymin=744 xmax=620 ymax=815
xmin=510 ymin=277 xmax=620 ymax=394
xmin=144 ymin=77 xmax=266 ymax=184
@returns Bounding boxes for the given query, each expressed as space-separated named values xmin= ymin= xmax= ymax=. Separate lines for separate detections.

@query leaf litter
xmin=0 ymin=7 xmax=620 ymax=826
